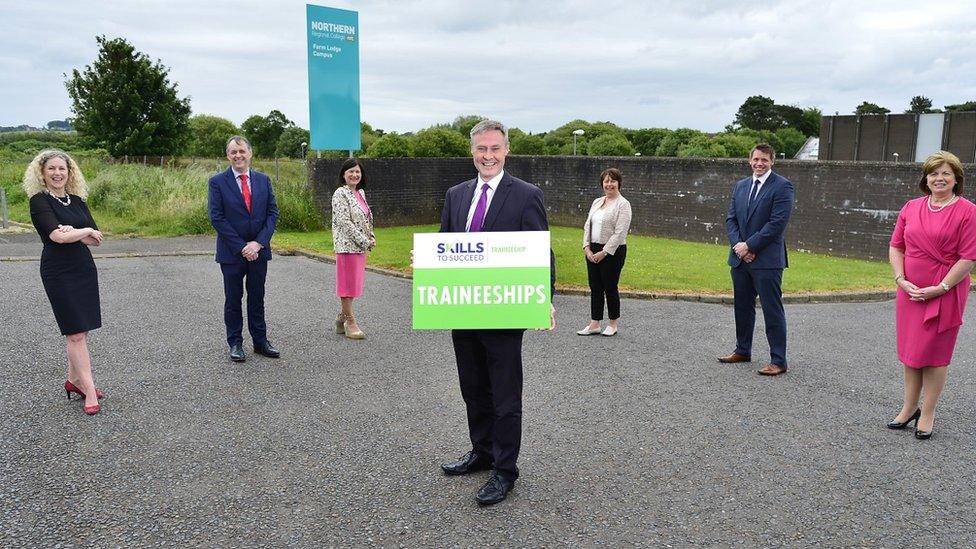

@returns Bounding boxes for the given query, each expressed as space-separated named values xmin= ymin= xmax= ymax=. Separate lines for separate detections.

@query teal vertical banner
xmin=306 ymin=4 xmax=361 ymax=150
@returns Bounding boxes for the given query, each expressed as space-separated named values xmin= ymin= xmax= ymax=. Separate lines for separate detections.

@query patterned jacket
xmin=331 ymin=186 xmax=374 ymax=254
xmin=582 ymin=194 xmax=632 ymax=255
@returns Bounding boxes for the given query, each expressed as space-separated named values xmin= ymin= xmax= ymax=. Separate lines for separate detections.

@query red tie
xmin=240 ymin=173 xmax=252 ymax=213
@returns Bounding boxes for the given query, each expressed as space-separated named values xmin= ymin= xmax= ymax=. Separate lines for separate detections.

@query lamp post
xmin=892 ymin=152 xmax=899 ymax=162
xmin=572 ymin=129 xmax=585 ymax=155
xmin=300 ymin=141 xmax=307 ymax=159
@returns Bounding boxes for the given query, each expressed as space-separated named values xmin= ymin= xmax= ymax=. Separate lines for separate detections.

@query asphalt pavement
xmin=2 ymin=235 xmax=975 ymax=547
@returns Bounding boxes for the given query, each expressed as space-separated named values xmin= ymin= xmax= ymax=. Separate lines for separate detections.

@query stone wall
xmin=309 ymin=156 xmax=972 ymax=261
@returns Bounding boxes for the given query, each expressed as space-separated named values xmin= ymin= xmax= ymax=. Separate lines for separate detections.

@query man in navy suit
xmin=208 ymin=136 xmax=280 ymax=362
xmin=719 ymin=143 xmax=795 ymax=376
xmin=438 ymin=119 xmax=555 ymax=506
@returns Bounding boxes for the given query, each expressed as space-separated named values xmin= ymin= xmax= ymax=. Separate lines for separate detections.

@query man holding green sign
xmin=430 ymin=119 xmax=555 ymax=506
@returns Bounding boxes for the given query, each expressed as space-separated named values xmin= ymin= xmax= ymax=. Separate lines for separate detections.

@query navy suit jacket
xmin=440 ymin=172 xmax=555 ymax=291
xmin=725 ymin=171 xmax=794 ymax=269
xmin=208 ymin=167 xmax=279 ymax=264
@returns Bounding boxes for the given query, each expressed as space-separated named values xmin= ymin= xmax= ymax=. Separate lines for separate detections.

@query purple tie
xmin=469 ymin=183 xmax=490 ymax=232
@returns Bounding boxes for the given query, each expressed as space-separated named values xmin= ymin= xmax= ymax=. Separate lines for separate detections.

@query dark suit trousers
xmin=220 ymin=261 xmax=268 ymax=346
xmin=586 ymin=243 xmax=627 ymax=320
xmin=731 ymin=265 xmax=787 ymax=368
xmin=451 ymin=329 xmax=524 ymax=482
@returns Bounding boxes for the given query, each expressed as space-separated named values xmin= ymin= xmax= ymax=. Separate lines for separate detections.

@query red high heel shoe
xmin=64 ymin=380 xmax=105 ymax=400
xmin=84 ymin=403 xmax=101 ymax=415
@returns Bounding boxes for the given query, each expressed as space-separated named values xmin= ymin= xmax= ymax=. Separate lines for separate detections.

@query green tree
xmin=655 ymin=128 xmax=703 ymax=156
xmin=275 ymin=127 xmax=311 ymax=158
xmin=906 ymin=95 xmax=939 ymax=114
xmin=799 ymin=107 xmax=822 ymax=137
xmin=677 ymin=136 xmax=728 ymax=158
xmin=587 ymin=133 xmax=636 ymax=156
xmin=411 ymin=127 xmax=469 ymax=157
xmin=510 ymin=133 xmax=546 ymax=155
xmin=712 ymin=133 xmax=757 ymax=158
xmin=186 ymin=115 xmax=239 ymax=158
xmin=626 ymin=128 xmax=670 ymax=156
xmin=773 ymin=104 xmax=804 ymax=130
xmin=364 ymin=133 xmax=413 ymax=157
xmin=945 ymin=101 xmax=976 ymax=112
xmin=241 ymin=110 xmax=294 ymax=157
xmin=774 ymin=127 xmax=807 ymax=158
xmin=734 ymin=95 xmax=780 ymax=131
xmin=733 ymin=128 xmax=784 ymax=156
xmin=358 ymin=121 xmax=381 ymax=154
xmin=450 ymin=115 xmax=486 ymax=139
xmin=544 ymin=119 xmax=592 ymax=153
xmin=65 ymin=35 xmax=191 ymax=156
xmin=46 ymin=119 xmax=73 ymax=131
xmin=854 ymin=102 xmax=890 ymax=115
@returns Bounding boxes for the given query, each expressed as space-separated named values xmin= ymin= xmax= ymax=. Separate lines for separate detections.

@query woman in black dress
xmin=24 ymin=150 xmax=105 ymax=415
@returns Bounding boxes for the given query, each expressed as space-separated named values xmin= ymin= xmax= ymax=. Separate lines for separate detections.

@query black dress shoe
xmin=887 ymin=408 xmax=921 ymax=430
xmin=229 ymin=344 xmax=246 ymax=362
xmin=914 ymin=428 xmax=933 ymax=440
xmin=254 ymin=341 xmax=280 ymax=358
xmin=476 ymin=471 xmax=514 ymax=506
xmin=440 ymin=450 xmax=492 ymax=476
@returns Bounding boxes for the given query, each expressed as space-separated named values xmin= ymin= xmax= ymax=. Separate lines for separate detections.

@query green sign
xmin=412 ymin=231 xmax=551 ymax=330
xmin=306 ymin=4 xmax=361 ymax=150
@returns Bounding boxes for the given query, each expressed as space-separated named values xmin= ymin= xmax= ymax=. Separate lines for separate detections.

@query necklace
xmin=48 ymin=191 xmax=71 ymax=206
xmin=927 ymin=195 xmax=957 ymax=212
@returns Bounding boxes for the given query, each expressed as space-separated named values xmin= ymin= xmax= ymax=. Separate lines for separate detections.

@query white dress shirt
xmin=465 ymin=171 xmax=504 ymax=231
xmin=232 ymin=168 xmax=252 ymax=193
xmin=749 ymin=169 xmax=772 ymax=200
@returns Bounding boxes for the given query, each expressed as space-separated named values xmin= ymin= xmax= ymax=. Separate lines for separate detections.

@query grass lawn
xmin=274 ymin=225 xmax=892 ymax=295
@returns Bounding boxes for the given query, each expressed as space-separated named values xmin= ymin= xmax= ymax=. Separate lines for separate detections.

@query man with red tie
xmin=438 ymin=120 xmax=555 ymax=506
xmin=208 ymin=136 xmax=280 ymax=362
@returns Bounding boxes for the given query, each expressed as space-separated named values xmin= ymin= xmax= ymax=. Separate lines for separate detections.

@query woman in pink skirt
xmin=888 ymin=151 xmax=976 ymax=439
xmin=331 ymin=158 xmax=375 ymax=339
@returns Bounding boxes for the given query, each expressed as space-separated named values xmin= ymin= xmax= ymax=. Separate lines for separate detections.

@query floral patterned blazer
xmin=331 ymin=186 xmax=374 ymax=254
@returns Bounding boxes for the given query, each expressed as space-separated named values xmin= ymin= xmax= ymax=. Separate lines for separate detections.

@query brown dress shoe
xmin=717 ymin=352 xmax=751 ymax=363
xmin=757 ymin=364 xmax=787 ymax=376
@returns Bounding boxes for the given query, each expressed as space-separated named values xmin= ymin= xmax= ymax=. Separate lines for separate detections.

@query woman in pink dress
xmin=888 ymin=151 xmax=976 ymax=439
xmin=331 ymin=158 xmax=375 ymax=339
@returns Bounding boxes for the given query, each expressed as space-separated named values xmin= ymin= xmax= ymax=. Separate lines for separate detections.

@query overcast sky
xmin=2 ymin=0 xmax=975 ymax=134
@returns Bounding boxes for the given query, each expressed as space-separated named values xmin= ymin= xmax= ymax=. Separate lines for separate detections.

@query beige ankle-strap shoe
xmin=343 ymin=319 xmax=366 ymax=339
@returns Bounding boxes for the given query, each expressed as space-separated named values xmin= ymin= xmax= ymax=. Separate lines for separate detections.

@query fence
xmin=1 ymin=187 xmax=8 ymax=229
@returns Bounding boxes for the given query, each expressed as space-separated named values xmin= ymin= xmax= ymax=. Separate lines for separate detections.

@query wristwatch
xmin=940 ymin=282 xmax=950 ymax=292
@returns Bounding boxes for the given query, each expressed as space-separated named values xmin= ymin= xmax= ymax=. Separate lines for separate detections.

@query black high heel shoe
xmin=914 ymin=428 xmax=933 ymax=440
xmin=887 ymin=408 xmax=920 ymax=430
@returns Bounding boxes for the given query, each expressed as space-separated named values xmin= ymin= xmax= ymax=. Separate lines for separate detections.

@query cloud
xmin=2 ymin=0 xmax=976 ymax=133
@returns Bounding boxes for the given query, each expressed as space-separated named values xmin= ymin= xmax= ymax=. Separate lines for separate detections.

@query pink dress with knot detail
xmin=335 ymin=192 xmax=371 ymax=298
xmin=890 ymin=196 xmax=976 ymax=368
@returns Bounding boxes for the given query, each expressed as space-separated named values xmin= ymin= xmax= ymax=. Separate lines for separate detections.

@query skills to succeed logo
xmin=435 ymin=240 xmax=486 ymax=262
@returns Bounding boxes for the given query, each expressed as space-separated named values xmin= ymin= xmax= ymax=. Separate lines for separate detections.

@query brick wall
xmin=310 ymin=156 xmax=973 ymax=261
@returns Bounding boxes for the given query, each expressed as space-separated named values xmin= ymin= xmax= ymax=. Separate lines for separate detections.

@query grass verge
xmin=274 ymin=225 xmax=891 ymax=295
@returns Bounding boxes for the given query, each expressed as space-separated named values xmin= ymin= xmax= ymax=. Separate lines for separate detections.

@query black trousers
xmin=586 ymin=243 xmax=627 ymax=320
xmin=220 ymin=260 xmax=268 ymax=347
xmin=451 ymin=329 xmax=524 ymax=482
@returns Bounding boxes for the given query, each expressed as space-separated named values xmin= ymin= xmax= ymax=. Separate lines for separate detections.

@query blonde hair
xmin=22 ymin=149 xmax=89 ymax=198
xmin=919 ymin=150 xmax=965 ymax=196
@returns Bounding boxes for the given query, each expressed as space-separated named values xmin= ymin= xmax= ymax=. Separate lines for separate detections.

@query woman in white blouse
xmin=578 ymin=168 xmax=633 ymax=336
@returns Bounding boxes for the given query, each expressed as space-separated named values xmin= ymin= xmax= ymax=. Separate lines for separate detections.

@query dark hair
xmin=599 ymin=168 xmax=623 ymax=189
xmin=338 ymin=158 xmax=367 ymax=189
xmin=918 ymin=150 xmax=965 ymax=196
xmin=751 ymin=143 xmax=776 ymax=160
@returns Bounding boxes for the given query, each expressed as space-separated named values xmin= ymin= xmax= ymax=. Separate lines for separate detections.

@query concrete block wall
xmin=309 ymin=156 xmax=972 ymax=261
